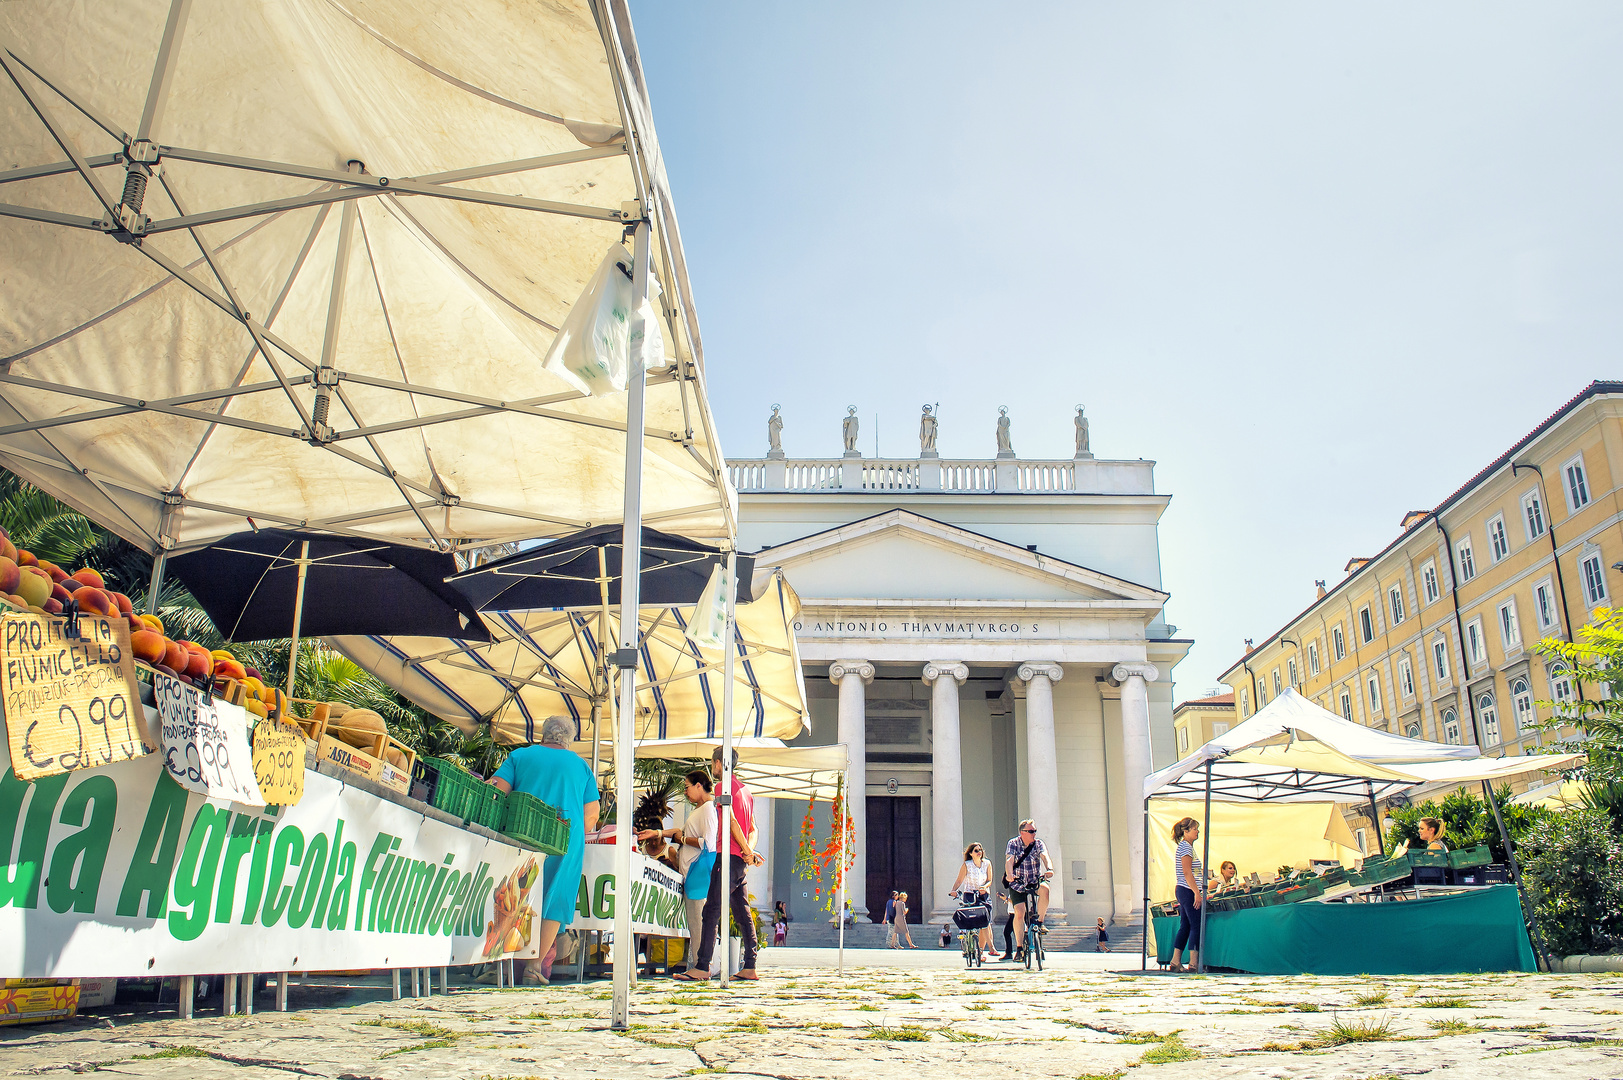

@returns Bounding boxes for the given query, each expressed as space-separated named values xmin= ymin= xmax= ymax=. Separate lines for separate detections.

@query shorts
xmin=1008 ymin=883 xmax=1043 ymax=908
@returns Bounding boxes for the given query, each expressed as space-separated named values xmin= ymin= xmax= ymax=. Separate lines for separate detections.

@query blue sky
xmin=631 ymin=2 xmax=1623 ymax=697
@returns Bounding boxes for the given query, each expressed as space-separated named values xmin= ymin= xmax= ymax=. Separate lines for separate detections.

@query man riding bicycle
xmin=1004 ymin=819 xmax=1054 ymax=958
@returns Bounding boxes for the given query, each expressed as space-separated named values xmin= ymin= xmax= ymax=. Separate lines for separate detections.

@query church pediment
xmin=750 ymin=509 xmax=1167 ymax=608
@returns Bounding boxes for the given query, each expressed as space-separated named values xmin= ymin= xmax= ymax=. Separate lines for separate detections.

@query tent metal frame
xmin=1141 ymin=753 xmax=1554 ymax=974
xmin=0 ymin=0 xmax=736 ymax=560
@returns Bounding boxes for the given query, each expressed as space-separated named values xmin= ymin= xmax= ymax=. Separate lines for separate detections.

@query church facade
xmin=732 ymin=407 xmax=1188 ymax=926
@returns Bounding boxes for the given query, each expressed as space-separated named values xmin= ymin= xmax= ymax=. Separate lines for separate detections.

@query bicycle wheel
xmin=961 ymin=932 xmax=973 ymax=969
xmin=1033 ymin=928 xmax=1044 ymax=971
xmin=1024 ymin=926 xmax=1035 ymax=970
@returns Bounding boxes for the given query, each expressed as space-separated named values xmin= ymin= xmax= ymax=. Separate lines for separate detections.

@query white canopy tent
xmin=578 ymin=737 xmax=849 ymax=802
xmin=0 ymin=0 xmax=733 ymax=559
xmin=1142 ymin=688 xmax=1582 ymax=972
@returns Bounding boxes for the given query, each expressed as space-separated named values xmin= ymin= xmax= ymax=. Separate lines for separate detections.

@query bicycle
xmin=1012 ymin=881 xmax=1049 ymax=971
xmin=951 ymin=890 xmax=990 ymax=970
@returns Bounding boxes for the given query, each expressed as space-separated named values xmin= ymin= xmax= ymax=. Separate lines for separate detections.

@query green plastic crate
xmin=1274 ymin=878 xmax=1325 ymax=904
xmin=1410 ymin=850 xmax=1451 ymax=869
xmin=1448 ymin=845 xmax=1491 ymax=870
xmin=425 ymin=756 xmax=504 ymax=826
xmin=500 ymin=790 xmax=569 ymax=855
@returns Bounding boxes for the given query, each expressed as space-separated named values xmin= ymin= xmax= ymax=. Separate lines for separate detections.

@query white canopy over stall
xmin=581 ymin=737 xmax=849 ymax=802
xmin=0 ymin=0 xmax=733 ymax=556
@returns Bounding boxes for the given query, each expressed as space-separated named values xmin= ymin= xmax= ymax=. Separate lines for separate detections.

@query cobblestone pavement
xmin=1 ymin=959 xmax=1619 ymax=1080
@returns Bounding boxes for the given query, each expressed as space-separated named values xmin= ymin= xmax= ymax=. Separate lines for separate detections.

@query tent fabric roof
xmin=1145 ymin=688 xmax=1579 ymax=801
xmin=0 ymin=0 xmax=733 ymax=555
xmin=576 ymin=738 xmax=849 ymax=802
xmin=330 ymin=568 xmax=808 ymax=746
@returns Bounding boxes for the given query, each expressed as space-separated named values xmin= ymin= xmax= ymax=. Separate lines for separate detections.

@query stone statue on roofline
xmin=767 ymin=404 xmax=783 ymax=457
xmin=919 ymin=404 xmax=938 ymax=456
xmin=842 ymin=406 xmax=860 ymax=455
xmin=995 ymin=406 xmax=1013 ymax=456
xmin=1075 ymin=404 xmax=1092 ymax=459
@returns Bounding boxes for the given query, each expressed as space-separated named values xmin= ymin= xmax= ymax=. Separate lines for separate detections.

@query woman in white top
xmin=638 ymin=769 xmax=717 ymax=969
xmin=1169 ymin=817 xmax=1203 ymax=973
xmin=947 ymin=842 xmax=999 ymax=959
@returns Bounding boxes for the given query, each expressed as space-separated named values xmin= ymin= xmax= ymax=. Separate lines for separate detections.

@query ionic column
xmin=1113 ymin=661 xmax=1159 ymax=919
xmin=830 ymin=659 xmax=874 ymax=918
xmin=1018 ymin=662 xmax=1066 ymax=922
xmin=923 ymin=661 xmax=968 ymax=922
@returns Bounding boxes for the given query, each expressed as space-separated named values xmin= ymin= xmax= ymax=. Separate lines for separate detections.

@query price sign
xmin=0 ymin=612 xmax=150 ymax=780
xmin=252 ymin=713 xmax=306 ymax=805
xmin=153 ymin=673 xmax=264 ymax=805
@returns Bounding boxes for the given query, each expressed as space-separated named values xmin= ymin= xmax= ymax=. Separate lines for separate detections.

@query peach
xmin=213 ymin=658 xmax=247 ymax=682
xmin=49 ymin=582 xmax=71 ymax=604
xmin=39 ymin=563 xmax=68 ymax=584
xmin=42 ymin=598 xmax=61 ymax=615
xmin=15 ymin=568 xmax=50 ymax=610
xmin=127 ymin=615 xmax=143 ymax=636
xmin=109 ymin=592 xmax=134 ymax=617
xmin=130 ymin=629 xmax=166 ymax=666
xmin=0 ymin=534 xmax=15 ymax=563
xmin=160 ymin=639 xmax=187 ymax=672
xmin=244 ymin=667 xmax=262 ymax=681
xmin=14 ymin=549 xmax=36 ymax=567
xmin=138 ymin=613 xmax=165 ymax=635
xmin=70 ymin=586 xmax=114 ymax=617
xmin=181 ymin=648 xmax=211 ymax=681
xmin=71 ymin=568 xmax=105 ymax=590
xmin=0 ymin=557 xmax=18 ymax=596
xmin=5 ymin=594 xmax=25 ymax=608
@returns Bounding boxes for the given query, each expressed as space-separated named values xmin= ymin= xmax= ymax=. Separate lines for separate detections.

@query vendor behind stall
xmin=491 ymin=716 xmax=601 ymax=986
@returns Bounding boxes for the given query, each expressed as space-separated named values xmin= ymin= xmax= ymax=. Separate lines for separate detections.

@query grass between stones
xmin=132 ymin=1047 xmax=210 ymax=1060
xmin=1135 ymin=1035 xmax=1200 ymax=1065
xmin=357 ymin=1017 xmax=464 ymax=1058
xmin=1414 ymin=995 xmax=1471 ymax=1008
xmin=1353 ymin=990 xmax=1390 ymax=1007
xmin=859 ymin=1021 xmax=931 ymax=1042
xmin=1428 ymin=1018 xmax=1486 ymax=1034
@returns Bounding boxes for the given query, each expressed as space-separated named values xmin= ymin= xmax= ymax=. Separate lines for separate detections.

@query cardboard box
xmin=317 ymin=735 xmax=409 ymax=795
xmin=0 ymin=982 xmax=78 ymax=1025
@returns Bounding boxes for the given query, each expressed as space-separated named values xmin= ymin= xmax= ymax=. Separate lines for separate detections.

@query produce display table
xmin=1153 ymin=884 xmax=1536 ymax=974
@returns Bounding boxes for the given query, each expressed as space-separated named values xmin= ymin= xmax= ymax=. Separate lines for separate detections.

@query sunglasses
xmin=1021 ymin=828 xmax=1037 ymax=834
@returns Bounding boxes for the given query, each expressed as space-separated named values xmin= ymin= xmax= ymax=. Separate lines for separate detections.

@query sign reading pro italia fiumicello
xmin=0 ymin=733 xmax=537 ymax=977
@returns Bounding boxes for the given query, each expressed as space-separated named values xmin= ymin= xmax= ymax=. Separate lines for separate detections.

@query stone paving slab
xmin=0 ymin=962 xmax=1618 ymax=1080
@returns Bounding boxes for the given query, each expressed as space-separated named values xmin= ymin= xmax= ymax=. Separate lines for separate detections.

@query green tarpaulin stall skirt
xmin=1152 ymin=885 xmax=1535 ymax=975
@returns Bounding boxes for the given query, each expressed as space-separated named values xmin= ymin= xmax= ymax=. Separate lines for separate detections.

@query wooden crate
xmin=315 ymin=733 xmax=407 ymax=794
xmin=213 ymin=677 xmax=251 ymax=707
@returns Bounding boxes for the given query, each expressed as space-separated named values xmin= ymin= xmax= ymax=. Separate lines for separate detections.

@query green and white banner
xmin=0 ymin=729 xmax=539 ymax=977
xmin=573 ymin=845 xmax=689 ymax=937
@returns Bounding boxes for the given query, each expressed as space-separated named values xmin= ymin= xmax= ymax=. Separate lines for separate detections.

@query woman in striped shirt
xmin=1169 ymin=817 xmax=1203 ymax=973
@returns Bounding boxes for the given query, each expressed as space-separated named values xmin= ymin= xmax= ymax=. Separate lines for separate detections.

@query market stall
xmin=1142 ymin=689 xmax=1580 ymax=975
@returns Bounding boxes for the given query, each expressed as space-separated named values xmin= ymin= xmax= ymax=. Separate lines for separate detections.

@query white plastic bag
xmin=542 ymin=245 xmax=634 ymax=396
xmin=684 ymin=562 xmax=729 ymax=650
xmin=630 ymin=274 xmax=666 ymax=373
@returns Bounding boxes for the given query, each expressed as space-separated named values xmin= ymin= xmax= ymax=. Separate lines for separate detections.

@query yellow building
xmin=1173 ymin=692 xmax=1235 ymax=759
xmin=1219 ymin=381 xmax=1623 ymax=764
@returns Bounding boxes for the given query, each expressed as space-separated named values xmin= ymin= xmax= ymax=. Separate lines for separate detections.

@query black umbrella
xmin=168 ymin=529 xmax=492 ymax=644
xmin=447 ymin=524 xmax=754 ymax=612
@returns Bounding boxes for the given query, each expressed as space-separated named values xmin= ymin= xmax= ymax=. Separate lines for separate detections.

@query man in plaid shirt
xmin=1003 ymin=818 xmax=1055 ymax=955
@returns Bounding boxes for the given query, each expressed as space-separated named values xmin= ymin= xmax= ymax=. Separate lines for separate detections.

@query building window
xmin=1422 ymin=561 xmax=1440 ymax=604
xmin=1272 ymin=669 xmax=1282 ymax=695
xmin=1457 ymin=537 xmax=1476 ymax=582
xmin=1359 ymin=605 xmax=1375 ymax=644
xmin=1332 ymin=624 xmax=1346 ymax=660
xmin=1466 ymin=618 xmax=1486 ymax=666
xmin=1442 ymin=707 xmax=1461 ymax=745
xmin=1355 ymin=827 xmax=1368 ymax=855
xmin=1406 ymin=721 xmax=1422 ymax=738
xmin=1479 ymin=691 xmax=1500 ymax=746
xmin=1213 ymin=722 xmax=1230 ymax=736
xmin=1564 ymin=453 xmax=1590 ymax=511
xmin=1367 ymin=673 xmax=1382 ymax=717
xmin=1257 ymin=683 xmax=1267 ymax=707
xmin=1389 ymin=584 xmax=1405 ymax=624
xmin=1535 ymin=578 xmax=1559 ymax=632
xmin=1340 ymin=690 xmax=1353 ymax=721
xmin=1498 ymin=598 xmax=1522 ymax=650
xmin=1288 ymin=658 xmax=1299 ymax=687
xmin=1433 ymin=638 xmax=1450 ymax=682
xmin=1582 ymin=551 xmax=1608 ymax=606
xmin=1399 ymin=655 xmax=1415 ymax=698
xmin=1511 ymin=676 xmax=1533 ymax=737
xmin=1550 ymin=664 xmax=1575 ymax=709
xmin=1240 ymin=688 xmax=1250 ymax=717
xmin=1308 ymin=641 xmax=1321 ymax=676
xmin=1487 ymin=514 xmax=1510 ymax=563
xmin=1178 ymin=727 xmax=1190 ymax=753
xmin=1523 ymin=490 xmax=1545 ymax=541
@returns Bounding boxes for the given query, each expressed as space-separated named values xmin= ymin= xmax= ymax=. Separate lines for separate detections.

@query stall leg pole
xmin=1197 ymin=761 xmax=1213 ymax=975
xmin=241 ymin=974 xmax=254 ymax=1015
xmin=284 ymin=541 xmax=310 ymax=701
xmin=718 ymin=548 xmax=739 ymax=989
xmin=275 ymin=973 xmax=288 ymax=1012
xmin=441 ymin=966 xmax=448 ymax=995
xmin=223 ymin=972 xmax=237 ymax=1016
xmin=1482 ymin=778 xmax=1552 ymax=972
xmin=178 ymin=976 xmax=193 ymax=1020
xmin=391 ymin=968 xmax=401 ymax=999
xmin=1140 ymin=799 xmax=1149 ymax=972
xmin=1366 ymin=781 xmax=1385 ymax=856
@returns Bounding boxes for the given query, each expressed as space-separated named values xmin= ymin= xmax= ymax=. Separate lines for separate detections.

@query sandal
xmin=735 ymin=971 xmax=758 ymax=981
xmin=672 ymin=969 xmax=712 ymax=981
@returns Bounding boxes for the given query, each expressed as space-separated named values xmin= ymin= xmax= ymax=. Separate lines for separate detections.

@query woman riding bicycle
xmin=947 ymin=842 xmax=999 ymax=960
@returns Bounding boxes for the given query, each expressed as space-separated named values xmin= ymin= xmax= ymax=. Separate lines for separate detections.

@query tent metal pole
xmin=838 ymin=766 xmax=847 ymax=977
xmin=718 ymin=548 xmax=739 ymax=988
xmin=1140 ymin=798 xmax=1149 ymax=972
xmin=1366 ymin=781 xmax=1385 ymax=856
xmin=1481 ymin=778 xmax=1551 ymax=972
xmin=593 ymin=546 xmax=610 ymax=777
xmin=609 ymin=222 xmax=650 ymax=1032
xmin=1197 ymin=761 xmax=1213 ymax=974
xmin=146 ymin=551 xmax=168 ymax=615
xmin=283 ymin=541 xmax=310 ymax=701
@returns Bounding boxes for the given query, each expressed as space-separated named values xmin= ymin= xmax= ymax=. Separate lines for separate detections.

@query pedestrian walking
xmin=674 ymin=747 xmax=763 ymax=981
xmin=883 ymin=890 xmax=899 ymax=947
xmin=892 ymin=891 xmax=917 ymax=948
xmin=1095 ymin=917 xmax=1111 ymax=952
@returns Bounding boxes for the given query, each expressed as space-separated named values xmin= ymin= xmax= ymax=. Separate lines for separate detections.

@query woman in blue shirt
xmin=492 ymin=716 xmax=600 ymax=985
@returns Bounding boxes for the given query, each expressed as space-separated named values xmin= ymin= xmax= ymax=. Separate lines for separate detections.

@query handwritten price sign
xmin=0 ymin=612 xmax=150 ymax=780
xmin=252 ymin=713 xmax=306 ymax=805
xmin=153 ymin=673 xmax=264 ymax=806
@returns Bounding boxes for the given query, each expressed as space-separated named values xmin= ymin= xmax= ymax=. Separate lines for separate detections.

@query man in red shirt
xmin=675 ymin=746 xmax=763 ymax=980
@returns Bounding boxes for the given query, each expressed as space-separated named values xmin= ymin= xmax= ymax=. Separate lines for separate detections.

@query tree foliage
xmin=1533 ymin=608 xmax=1623 ymax=784
xmin=1518 ymin=809 xmax=1623 ymax=957
xmin=1384 ymin=786 xmax=1547 ymax=863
